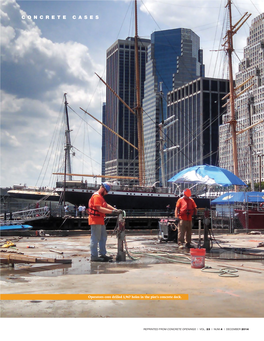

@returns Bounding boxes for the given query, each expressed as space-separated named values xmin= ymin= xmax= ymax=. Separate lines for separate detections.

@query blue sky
xmin=1 ymin=0 xmax=263 ymax=188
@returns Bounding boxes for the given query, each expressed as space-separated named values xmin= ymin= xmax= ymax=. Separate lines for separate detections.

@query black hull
xmin=62 ymin=189 xmax=210 ymax=211
xmin=7 ymin=192 xmax=60 ymax=202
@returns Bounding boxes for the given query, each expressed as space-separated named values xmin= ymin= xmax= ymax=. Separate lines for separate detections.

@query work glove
xmin=112 ymin=209 xmax=123 ymax=215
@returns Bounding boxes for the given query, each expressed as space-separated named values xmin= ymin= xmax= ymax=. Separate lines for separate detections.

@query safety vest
xmin=88 ymin=192 xmax=102 ymax=217
xmin=88 ymin=192 xmax=107 ymax=225
xmin=176 ymin=197 xmax=197 ymax=221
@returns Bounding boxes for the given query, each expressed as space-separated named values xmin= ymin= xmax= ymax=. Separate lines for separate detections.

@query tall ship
xmin=50 ymin=0 xmax=211 ymax=212
xmin=6 ymin=0 xmax=211 ymax=214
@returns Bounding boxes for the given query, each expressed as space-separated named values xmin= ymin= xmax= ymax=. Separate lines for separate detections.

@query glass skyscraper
xmin=104 ymin=37 xmax=150 ymax=183
xmin=142 ymin=28 xmax=205 ymax=186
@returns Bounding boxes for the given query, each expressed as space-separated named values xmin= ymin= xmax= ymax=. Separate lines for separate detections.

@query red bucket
xmin=190 ymin=248 xmax=206 ymax=269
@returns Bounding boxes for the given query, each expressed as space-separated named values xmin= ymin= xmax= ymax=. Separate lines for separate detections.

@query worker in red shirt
xmin=175 ymin=188 xmax=197 ymax=249
xmin=88 ymin=182 xmax=122 ymax=262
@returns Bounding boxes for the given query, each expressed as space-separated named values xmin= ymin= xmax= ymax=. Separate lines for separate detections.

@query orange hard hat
xmin=184 ymin=188 xmax=191 ymax=197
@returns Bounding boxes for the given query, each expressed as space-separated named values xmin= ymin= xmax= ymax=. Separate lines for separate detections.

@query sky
xmin=1 ymin=0 xmax=263 ymax=189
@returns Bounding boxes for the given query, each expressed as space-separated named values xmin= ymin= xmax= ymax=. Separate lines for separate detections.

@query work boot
xmin=100 ymin=255 xmax=113 ymax=262
xmin=185 ymin=243 xmax=194 ymax=249
xmin=91 ymin=256 xmax=108 ymax=262
xmin=178 ymin=245 xmax=185 ymax=249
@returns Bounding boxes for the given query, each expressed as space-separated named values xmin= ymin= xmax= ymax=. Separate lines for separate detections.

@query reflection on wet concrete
xmin=1 ymin=233 xmax=264 ymax=282
xmin=0 ymin=257 xmax=154 ymax=280
xmin=2 ymin=249 xmax=262 ymax=283
xmin=206 ymin=247 xmax=264 ymax=261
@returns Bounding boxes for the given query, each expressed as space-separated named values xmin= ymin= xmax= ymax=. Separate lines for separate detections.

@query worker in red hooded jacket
xmin=175 ymin=188 xmax=197 ymax=249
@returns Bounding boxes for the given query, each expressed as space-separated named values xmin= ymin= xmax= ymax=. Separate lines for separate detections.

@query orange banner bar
xmin=0 ymin=294 xmax=188 ymax=301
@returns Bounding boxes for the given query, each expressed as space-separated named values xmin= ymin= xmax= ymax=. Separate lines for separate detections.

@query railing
xmin=0 ymin=207 xmax=50 ymax=224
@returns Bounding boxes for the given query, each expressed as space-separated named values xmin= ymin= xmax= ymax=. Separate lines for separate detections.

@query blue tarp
xmin=0 ymin=224 xmax=33 ymax=231
xmin=211 ymin=192 xmax=264 ymax=205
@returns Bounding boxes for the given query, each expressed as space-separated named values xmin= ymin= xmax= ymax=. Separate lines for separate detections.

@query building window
xmin=203 ymin=79 xmax=209 ymax=91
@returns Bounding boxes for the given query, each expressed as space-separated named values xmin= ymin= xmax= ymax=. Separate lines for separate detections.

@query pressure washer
xmin=158 ymin=218 xmax=178 ymax=243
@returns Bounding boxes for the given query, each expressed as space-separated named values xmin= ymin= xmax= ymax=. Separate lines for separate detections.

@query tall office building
xmin=101 ymin=102 xmax=106 ymax=179
xmin=142 ymin=28 xmax=205 ymax=186
xmin=104 ymin=37 xmax=150 ymax=183
xmin=166 ymin=77 xmax=229 ymax=182
xmin=219 ymin=13 xmax=264 ymax=186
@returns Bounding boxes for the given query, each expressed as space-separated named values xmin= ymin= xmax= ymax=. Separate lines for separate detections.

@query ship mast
xmin=64 ymin=93 xmax=72 ymax=181
xmin=223 ymin=1 xmax=251 ymax=190
xmin=61 ymin=93 xmax=73 ymax=205
xmin=226 ymin=0 xmax=238 ymax=180
xmin=134 ymin=0 xmax=145 ymax=186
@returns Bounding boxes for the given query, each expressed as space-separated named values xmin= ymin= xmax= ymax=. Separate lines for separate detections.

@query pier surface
xmin=1 ymin=230 xmax=264 ymax=323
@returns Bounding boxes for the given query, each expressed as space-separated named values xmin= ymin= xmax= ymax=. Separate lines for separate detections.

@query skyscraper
xmin=104 ymin=37 xmax=150 ymax=183
xmin=142 ymin=28 xmax=204 ymax=186
xmin=167 ymin=77 xmax=229 ymax=182
xmin=219 ymin=13 xmax=264 ymax=187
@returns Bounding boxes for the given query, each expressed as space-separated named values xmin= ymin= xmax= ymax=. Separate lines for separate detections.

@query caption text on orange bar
xmin=0 ymin=294 xmax=188 ymax=301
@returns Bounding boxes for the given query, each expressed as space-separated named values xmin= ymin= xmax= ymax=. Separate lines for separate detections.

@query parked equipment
xmin=158 ymin=219 xmax=178 ymax=243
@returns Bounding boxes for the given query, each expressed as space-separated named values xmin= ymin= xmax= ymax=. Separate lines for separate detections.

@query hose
xmin=124 ymin=237 xmax=140 ymax=261
xmin=201 ymin=266 xmax=239 ymax=277
xmin=130 ymin=251 xmax=191 ymax=264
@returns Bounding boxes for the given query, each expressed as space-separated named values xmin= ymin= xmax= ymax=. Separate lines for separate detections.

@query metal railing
xmin=0 ymin=207 xmax=50 ymax=224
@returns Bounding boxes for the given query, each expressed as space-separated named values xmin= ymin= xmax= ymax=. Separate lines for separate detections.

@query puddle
xmin=206 ymin=248 xmax=264 ymax=262
xmin=4 ymin=274 xmax=29 ymax=283
xmin=0 ymin=257 xmax=153 ymax=280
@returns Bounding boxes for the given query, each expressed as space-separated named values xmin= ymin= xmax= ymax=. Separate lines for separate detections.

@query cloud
xmin=0 ymin=0 xmax=104 ymax=187
xmin=1 ymin=130 xmax=21 ymax=148
xmin=1 ymin=2 xmax=101 ymax=99
xmin=1 ymin=0 xmax=263 ymax=188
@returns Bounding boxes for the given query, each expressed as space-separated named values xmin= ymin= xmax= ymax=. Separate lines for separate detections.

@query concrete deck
xmin=0 ymin=230 xmax=264 ymax=336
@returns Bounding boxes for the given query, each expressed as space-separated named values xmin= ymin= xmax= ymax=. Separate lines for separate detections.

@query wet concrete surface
xmin=1 ymin=230 xmax=264 ymax=318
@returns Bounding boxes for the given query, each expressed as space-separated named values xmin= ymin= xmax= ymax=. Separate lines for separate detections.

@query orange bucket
xmin=190 ymin=248 xmax=206 ymax=269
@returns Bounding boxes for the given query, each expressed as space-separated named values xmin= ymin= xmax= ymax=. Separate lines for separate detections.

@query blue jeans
xmin=90 ymin=224 xmax=107 ymax=259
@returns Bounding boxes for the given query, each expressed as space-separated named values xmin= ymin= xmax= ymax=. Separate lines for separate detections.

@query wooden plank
xmin=0 ymin=254 xmax=38 ymax=263
xmin=0 ymin=253 xmax=72 ymax=264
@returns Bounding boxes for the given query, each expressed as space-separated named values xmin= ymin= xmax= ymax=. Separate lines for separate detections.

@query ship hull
xmin=7 ymin=190 xmax=60 ymax=202
xmin=234 ymin=209 xmax=264 ymax=229
xmin=60 ymin=188 xmax=211 ymax=211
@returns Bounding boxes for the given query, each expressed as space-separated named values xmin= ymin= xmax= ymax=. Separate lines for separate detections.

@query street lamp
xmin=163 ymin=145 xmax=180 ymax=153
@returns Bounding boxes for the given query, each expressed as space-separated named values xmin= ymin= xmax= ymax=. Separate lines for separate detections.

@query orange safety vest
xmin=176 ymin=197 xmax=197 ymax=221
xmin=88 ymin=192 xmax=107 ymax=225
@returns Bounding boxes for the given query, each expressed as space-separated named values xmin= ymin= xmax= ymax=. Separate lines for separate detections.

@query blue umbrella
xmin=168 ymin=165 xmax=247 ymax=187
xmin=211 ymin=191 xmax=264 ymax=205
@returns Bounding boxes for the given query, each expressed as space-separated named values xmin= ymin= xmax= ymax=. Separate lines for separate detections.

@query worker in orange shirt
xmin=175 ymin=188 xmax=197 ymax=249
xmin=88 ymin=182 xmax=122 ymax=262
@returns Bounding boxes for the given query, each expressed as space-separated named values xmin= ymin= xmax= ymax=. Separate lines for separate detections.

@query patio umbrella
xmin=211 ymin=191 xmax=264 ymax=205
xmin=168 ymin=165 xmax=247 ymax=187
